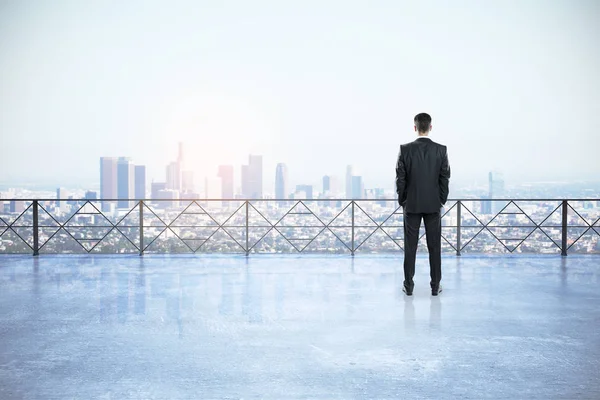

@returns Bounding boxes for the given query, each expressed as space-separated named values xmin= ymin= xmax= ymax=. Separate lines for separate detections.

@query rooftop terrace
xmin=1 ymin=254 xmax=599 ymax=399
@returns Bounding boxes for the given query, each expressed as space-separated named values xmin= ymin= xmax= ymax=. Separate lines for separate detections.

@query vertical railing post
xmin=139 ymin=201 xmax=144 ymax=256
xmin=245 ymin=201 xmax=249 ymax=256
xmin=561 ymin=200 xmax=568 ymax=256
xmin=33 ymin=200 xmax=39 ymax=256
xmin=456 ymin=200 xmax=461 ymax=256
xmin=351 ymin=200 xmax=355 ymax=256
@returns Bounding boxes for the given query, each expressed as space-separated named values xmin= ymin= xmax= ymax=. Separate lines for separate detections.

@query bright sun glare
xmin=158 ymin=90 xmax=281 ymax=179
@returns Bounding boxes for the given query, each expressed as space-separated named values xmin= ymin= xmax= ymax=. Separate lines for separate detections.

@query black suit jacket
xmin=395 ymin=137 xmax=451 ymax=214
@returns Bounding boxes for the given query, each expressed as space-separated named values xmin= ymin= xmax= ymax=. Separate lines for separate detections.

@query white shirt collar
xmin=416 ymin=136 xmax=430 ymax=140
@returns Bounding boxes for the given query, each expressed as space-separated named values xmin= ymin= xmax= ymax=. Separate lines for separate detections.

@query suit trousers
xmin=403 ymin=210 xmax=442 ymax=290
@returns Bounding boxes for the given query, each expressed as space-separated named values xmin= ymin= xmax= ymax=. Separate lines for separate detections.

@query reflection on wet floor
xmin=0 ymin=255 xmax=599 ymax=399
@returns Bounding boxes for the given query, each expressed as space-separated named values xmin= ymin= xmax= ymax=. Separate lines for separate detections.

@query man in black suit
xmin=396 ymin=113 xmax=451 ymax=296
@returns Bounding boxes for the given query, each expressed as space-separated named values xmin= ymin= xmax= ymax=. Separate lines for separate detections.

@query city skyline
xmin=4 ymin=137 xmax=600 ymax=200
xmin=101 ymin=144 xmax=373 ymax=199
xmin=95 ymin=145 xmax=514 ymax=201
xmin=94 ymin=142 xmax=377 ymax=199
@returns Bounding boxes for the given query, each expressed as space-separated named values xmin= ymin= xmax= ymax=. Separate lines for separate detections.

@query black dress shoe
xmin=402 ymin=285 xmax=413 ymax=296
xmin=432 ymin=285 xmax=443 ymax=296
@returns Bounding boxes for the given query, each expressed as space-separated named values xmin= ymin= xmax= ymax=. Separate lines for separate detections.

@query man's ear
xmin=414 ymin=126 xmax=417 ymax=132
xmin=430 ymin=124 xmax=433 ymax=132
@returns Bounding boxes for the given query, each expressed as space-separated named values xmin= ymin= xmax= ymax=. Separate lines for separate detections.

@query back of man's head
xmin=414 ymin=113 xmax=432 ymax=133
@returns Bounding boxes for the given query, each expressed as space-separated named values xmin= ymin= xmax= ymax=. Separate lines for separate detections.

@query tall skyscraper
xmin=323 ymin=175 xmax=331 ymax=193
xmin=182 ymin=170 xmax=194 ymax=193
xmin=346 ymin=165 xmax=354 ymax=198
xmin=135 ymin=165 xmax=146 ymax=199
xmin=9 ymin=200 xmax=25 ymax=214
xmin=489 ymin=171 xmax=505 ymax=214
xmin=56 ymin=187 xmax=67 ymax=206
xmin=481 ymin=195 xmax=492 ymax=214
xmin=117 ymin=157 xmax=135 ymax=208
xmin=218 ymin=165 xmax=234 ymax=199
xmin=178 ymin=142 xmax=185 ymax=168
xmin=242 ymin=155 xmax=263 ymax=198
xmin=275 ymin=163 xmax=288 ymax=200
xmin=100 ymin=157 xmax=118 ymax=211
xmin=166 ymin=161 xmax=181 ymax=192
xmin=155 ymin=189 xmax=179 ymax=209
xmin=351 ymin=176 xmax=364 ymax=199
xmin=205 ymin=177 xmax=222 ymax=199
xmin=241 ymin=165 xmax=249 ymax=198
xmin=249 ymin=154 xmax=263 ymax=198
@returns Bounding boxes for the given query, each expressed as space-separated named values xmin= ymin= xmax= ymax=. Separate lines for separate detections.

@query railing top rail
xmin=2 ymin=198 xmax=600 ymax=202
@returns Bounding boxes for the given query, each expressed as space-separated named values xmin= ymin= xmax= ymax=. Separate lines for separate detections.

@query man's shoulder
xmin=424 ymin=138 xmax=445 ymax=146
xmin=429 ymin=140 xmax=447 ymax=151
xmin=403 ymin=139 xmax=446 ymax=148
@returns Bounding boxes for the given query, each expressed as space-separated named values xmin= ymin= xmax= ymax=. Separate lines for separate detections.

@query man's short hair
xmin=414 ymin=113 xmax=432 ymax=133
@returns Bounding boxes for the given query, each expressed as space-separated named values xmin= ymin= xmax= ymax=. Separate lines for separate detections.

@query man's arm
xmin=439 ymin=146 xmax=451 ymax=205
xmin=396 ymin=145 xmax=407 ymax=207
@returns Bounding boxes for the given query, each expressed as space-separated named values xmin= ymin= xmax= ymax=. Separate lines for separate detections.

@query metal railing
xmin=0 ymin=199 xmax=598 ymax=255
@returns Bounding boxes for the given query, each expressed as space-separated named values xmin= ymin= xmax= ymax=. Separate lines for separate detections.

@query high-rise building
xmin=346 ymin=165 xmax=354 ymax=198
xmin=178 ymin=142 xmax=185 ymax=168
xmin=182 ymin=170 xmax=194 ymax=193
xmin=151 ymin=182 xmax=167 ymax=200
xmin=205 ymin=177 xmax=222 ymax=199
xmin=156 ymin=189 xmax=179 ymax=208
xmin=323 ymin=175 xmax=331 ymax=193
xmin=56 ymin=187 xmax=68 ymax=206
xmin=85 ymin=191 xmax=98 ymax=200
xmin=275 ymin=163 xmax=288 ymax=200
xmin=295 ymin=184 xmax=313 ymax=200
xmin=100 ymin=157 xmax=118 ymax=211
xmin=480 ymin=196 xmax=492 ymax=214
xmin=374 ymin=188 xmax=387 ymax=207
xmin=322 ymin=175 xmax=340 ymax=197
xmin=218 ymin=165 xmax=234 ymax=199
xmin=9 ymin=200 xmax=25 ymax=213
xmin=117 ymin=157 xmax=135 ymax=208
xmin=166 ymin=162 xmax=181 ymax=192
xmin=241 ymin=165 xmax=249 ymax=198
xmin=242 ymin=155 xmax=263 ymax=198
xmin=181 ymin=191 xmax=200 ymax=200
xmin=351 ymin=176 xmax=364 ymax=199
xmin=489 ymin=171 xmax=505 ymax=214
xmin=249 ymin=154 xmax=263 ymax=198
xmin=135 ymin=165 xmax=146 ymax=200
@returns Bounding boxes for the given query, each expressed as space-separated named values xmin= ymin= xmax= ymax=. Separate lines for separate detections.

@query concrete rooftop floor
xmin=0 ymin=254 xmax=599 ymax=400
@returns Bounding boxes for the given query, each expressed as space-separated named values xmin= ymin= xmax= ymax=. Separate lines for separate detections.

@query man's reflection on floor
xmin=429 ymin=296 xmax=441 ymax=329
xmin=403 ymin=296 xmax=415 ymax=330
xmin=400 ymin=287 xmax=442 ymax=331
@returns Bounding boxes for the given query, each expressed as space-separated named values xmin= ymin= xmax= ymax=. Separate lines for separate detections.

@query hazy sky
xmin=1 ymin=0 xmax=599 ymax=192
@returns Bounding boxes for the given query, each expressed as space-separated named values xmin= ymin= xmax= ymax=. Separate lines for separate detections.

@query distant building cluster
xmin=99 ymin=157 xmax=147 ymax=211
xmin=147 ymin=142 xmax=199 ymax=208
xmin=95 ymin=142 xmax=375 ymax=204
